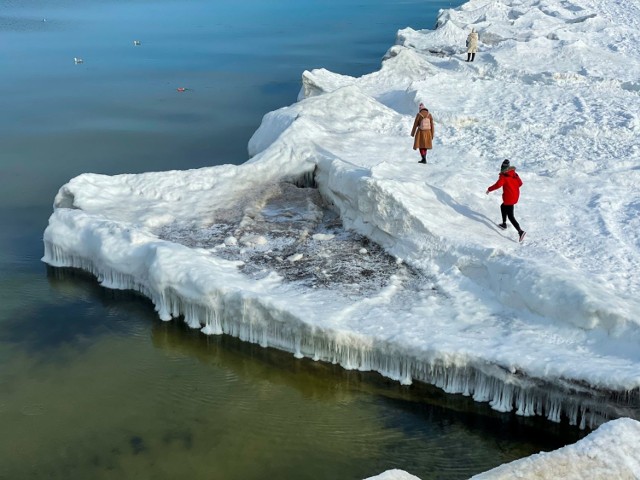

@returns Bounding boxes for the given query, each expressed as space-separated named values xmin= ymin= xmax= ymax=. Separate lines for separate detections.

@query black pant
xmin=501 ymin=204 xmax=522 ymax=233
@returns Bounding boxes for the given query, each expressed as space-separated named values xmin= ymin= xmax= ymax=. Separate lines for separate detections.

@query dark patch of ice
xmin=158 ymin=181 xmax=428 ymax=298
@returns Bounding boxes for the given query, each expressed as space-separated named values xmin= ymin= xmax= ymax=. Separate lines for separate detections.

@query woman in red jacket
xmin=486 ymin=159 xmax=526 ymax=242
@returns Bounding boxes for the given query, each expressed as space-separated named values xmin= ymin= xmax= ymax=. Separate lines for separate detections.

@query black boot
xmin=466 ymin=53 xmax=471 ymax=62
xmin=471 ymin=53 xmax=476 ymax=62
xmin=419 ymin=155 xmax=426 ymax=164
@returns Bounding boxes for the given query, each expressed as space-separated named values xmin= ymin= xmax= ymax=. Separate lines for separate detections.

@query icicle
xmin=546 ymin=398 xmax=561 ymax=423
xmin=579 ymin=406 xmax=587 ymax=430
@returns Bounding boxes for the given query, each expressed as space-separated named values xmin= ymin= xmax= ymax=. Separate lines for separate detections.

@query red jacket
xmin=487 ymin=168 xmax=522 ymax=205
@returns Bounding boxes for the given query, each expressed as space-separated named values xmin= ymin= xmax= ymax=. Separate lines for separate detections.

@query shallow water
xmin=0 ymin=0 xmax=585 ymax=478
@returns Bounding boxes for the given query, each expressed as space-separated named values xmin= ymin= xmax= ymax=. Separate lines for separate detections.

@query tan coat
xmin=467 ymin=31 xmax=479 ymax=53
xmin=411 ymin=109 xmax=434 ymax=150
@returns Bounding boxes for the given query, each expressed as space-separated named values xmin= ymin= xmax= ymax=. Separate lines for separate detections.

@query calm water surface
xmin=0 ymin=0 xmax=585 ymax=478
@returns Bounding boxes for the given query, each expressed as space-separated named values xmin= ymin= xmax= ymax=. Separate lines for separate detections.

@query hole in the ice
xmin=158 ymin=180 xmax=428 ymax=298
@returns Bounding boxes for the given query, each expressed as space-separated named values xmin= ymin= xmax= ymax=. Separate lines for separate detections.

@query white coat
xmin=466 ymin=30 xmax=479 ymax=53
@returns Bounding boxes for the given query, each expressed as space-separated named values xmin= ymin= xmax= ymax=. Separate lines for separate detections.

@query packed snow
xmin=365 ymin=469 xmax=421 ymax=480
xmin=44 ymin=0 xmax=640 ymax=437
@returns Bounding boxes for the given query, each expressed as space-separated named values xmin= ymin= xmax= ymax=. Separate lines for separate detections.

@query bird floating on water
xmin=133 ymin=40 xmax=141 ymax=46
xmin=74 ymin=57 xmax=83 ymax=64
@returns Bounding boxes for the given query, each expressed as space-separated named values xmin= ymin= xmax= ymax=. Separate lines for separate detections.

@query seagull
xmin=74 ymin=57 xmax=83 ymax=64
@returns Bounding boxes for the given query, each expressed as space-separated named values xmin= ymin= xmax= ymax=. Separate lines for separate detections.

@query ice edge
xmin=43 ymin=240 xmax=640 ymax=429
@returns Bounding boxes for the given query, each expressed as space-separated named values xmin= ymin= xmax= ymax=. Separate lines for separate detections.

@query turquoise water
xmin=0 ymin=0 xmax=584 ymax=478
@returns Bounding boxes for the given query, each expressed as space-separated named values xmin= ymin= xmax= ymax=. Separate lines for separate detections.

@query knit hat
xmin=419 ymin=102 xmax=426 ymax=110
xmin=500 ymin=159 xmax=510 ymax=172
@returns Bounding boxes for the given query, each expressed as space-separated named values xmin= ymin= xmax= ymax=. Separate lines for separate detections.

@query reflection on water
xmin=0 ymin=268 xmax=584 ymax=480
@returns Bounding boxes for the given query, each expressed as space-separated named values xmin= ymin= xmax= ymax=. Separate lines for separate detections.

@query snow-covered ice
xmin=365 ymin=469 xmax=421 ymax=480
xmin=44 ymin=0 xmax=640 ymax=435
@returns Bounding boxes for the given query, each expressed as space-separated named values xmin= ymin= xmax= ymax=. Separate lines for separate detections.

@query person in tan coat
xmin=466 ymin=28 xmax=479 ymax=62
xmin=411 ymin=103 xmax=435 ymax=164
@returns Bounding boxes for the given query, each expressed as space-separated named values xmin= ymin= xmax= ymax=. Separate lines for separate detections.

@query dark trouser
xmin=501 ymin=204 xmax=522 ymax=233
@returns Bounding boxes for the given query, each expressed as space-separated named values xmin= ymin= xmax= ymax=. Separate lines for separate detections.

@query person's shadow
xmin=430 ymin=184 xmax=502 ymax=233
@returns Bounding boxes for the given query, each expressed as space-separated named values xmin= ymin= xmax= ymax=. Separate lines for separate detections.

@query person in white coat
xmin=466 ymin=28 xmax=479 ymax=62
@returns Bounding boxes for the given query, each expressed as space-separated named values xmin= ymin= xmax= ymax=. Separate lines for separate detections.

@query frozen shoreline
xmin=44 ymin=0 xmax=640 ymax=437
